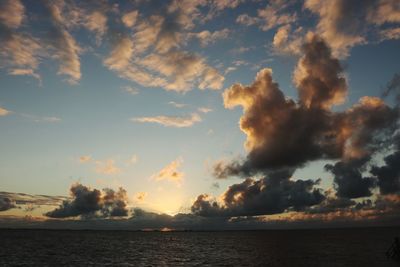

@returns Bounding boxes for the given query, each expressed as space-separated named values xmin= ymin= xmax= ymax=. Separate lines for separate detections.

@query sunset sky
xmin=0 ymin=0 xmax=400 ymax=230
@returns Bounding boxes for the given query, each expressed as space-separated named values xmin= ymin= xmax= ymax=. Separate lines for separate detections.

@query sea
xmin=0 ymin=227 xmax=399 ymax=266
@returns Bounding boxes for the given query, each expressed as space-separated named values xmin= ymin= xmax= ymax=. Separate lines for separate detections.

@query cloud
xmin=2 ymin=196 xmax=400 ymax=229
xmin=132 ymin=113 xmax=201 ymax=127
xmin=257 ymin=1 xmax=297 ymax=31
xmin=152 ymin=158 xmax=184 ymax=185
xmin=8 ymin=68 xmax=41 ymax=80
xmin=304 ymin=0 xmax=400 ymax=57
xmin=198 ymin=107 xmax=212 ymax=113
xmin=19 ymin=113 xmax=60 ymax=122
xmin=0 ymin=197 xmax=16 ymax=212
xmin=0 ymin=191 xmax=67 ymax=207
xmin=84 ymin=10 xmax=107 ymax=43
xmin=95 ymin=159 xmax=121 ymax=175
xmin=135 ymin=192 xmax=148 ymax=202
xmin=366 ymin=0 xmax=400 ymax=26
xmin=304 ymin=0 xmax=368 ymax=58
xmin=0 ymin=0 xmax=41 ymax=79
xmin=224 ymin=66 xmax=237 ymax=74
xmin=105 ymin=42 xmax=224 ymax=92
xmin=129 ymin=155 xmax=138 ymax=165
xmin=236 ymin=14 xmax=259 ymax=26
xmin=205 ymin=34 xmax=399 ymax=217
xmin=189 ymin=28 xmax=229 ymax=47
xmin=0 ymin=106 xmax=11 ymax=116
xmin=192 ymin=170 xmax=325 ymax=217
xmin=370 ymin=138 xmax=400 ymax=195
xmin=168 ymin=101 xmax=187 ymax=108
xmin=325 ymin=157 xmax=375 ymax=199
xmin=229 ymin=46 xmax=253 ymax=54
xmin=210 ymin=0 xmax=244 ymax=11
xmin=79 ymin=155 xmax=91 ymax=163
xmin=20 ymin=113 xmax=61 ymax=123
xmin=380 ymin=27 xmax=400 ymax=41
xmin=236 ymin=1 xmax=296 ymax=31
xmin=305 ymin=195 xmax=356 ymax=214
xmin=272 ymin=25 xmax=304 ymax=55
xmin=122 ymin=10 xmax=139 ymax=28
xmin=46 ymin=183 xmax=129 ymax=218
xmin=104 ymin=36 xmax=134 ymax=71
xmin=0 ymin=0 xmax=24 ymax=29
xmin=383 ymin=73 xmax=400 ymax=102
xmin=122 ymin=86 xmax=140 ymax=95
xmin=2 ymin=190 xmax=400 ymax=229
xmin=138 ymin=51 xmax=224 ymax=92
xmin=45 ymin=0 xmax=81 ymax=84
xmin=103 ymin=1 xmax=224 ymax=93
xmin=293 ymin=33 xmax=347 ymax=109
xmin=216 ymin=35 xmax=398 ymax=177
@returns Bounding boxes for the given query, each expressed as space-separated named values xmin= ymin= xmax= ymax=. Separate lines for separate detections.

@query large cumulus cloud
xmin=45 ymin=183 xmax=128 ymax=218
xmin=324 ymin=157 xmax=375 ymax=199
xmin=192 ymin=169 xmax=325 ymax=217
xmin=217 ymin=35 xmax=398 ymax=176
xmin=370 ymin=136 xmax=400 ymax=195
xmin=196 ymin=34 xmax=399 ymax=218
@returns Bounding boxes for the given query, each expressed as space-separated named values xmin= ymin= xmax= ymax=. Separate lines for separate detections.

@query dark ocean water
xmin=0 ymin=227 xmax=399 ymax=266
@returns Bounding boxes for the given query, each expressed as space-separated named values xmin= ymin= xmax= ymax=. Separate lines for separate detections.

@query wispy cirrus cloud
xmin=20 ymin=113 xmax=61 ymax=123
xmin=0 ymin=191 xmax=67 ymax=209
xmin=168 ymin=101 xmax=187 ymax=108
xmin=45 ymin=0 xmax=82 ymax=84
xmin=0 ymin=0 xmax=42 ymax=80
xmin=132 ymin=113 xmax=201 ymax=127
xmin=0 ymin=106 xmax=61 ymax=122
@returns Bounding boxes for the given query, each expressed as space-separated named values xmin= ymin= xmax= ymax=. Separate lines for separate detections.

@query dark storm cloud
xmin=305 ymin=197 xmax=356 ymax=214
xmin=102 ymin=188 xmax=129 ymax=217
xmin=45 ymin=183 xmax=129 ymax=218
xmin=326 ymin=133 xmax=400 ymax=198
xmin=325 ymin=157 xmax=375 ymax=199
xmin=216 ymin=34 xmax=399 ymax=177
xmin=370 ymin=137 xmax=400 ymax=195
xmin=0 ymin=197 xmax=16 ymax=212
xmin=192 ymin=171 xmax=325 ymax=217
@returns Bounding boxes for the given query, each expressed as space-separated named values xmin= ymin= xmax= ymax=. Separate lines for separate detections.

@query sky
xmin=0 ymin=0 xmax=400 ymax=230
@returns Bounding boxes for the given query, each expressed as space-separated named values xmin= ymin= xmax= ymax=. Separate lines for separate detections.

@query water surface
xmin=1 ymin=227 xmax=399 ymax=266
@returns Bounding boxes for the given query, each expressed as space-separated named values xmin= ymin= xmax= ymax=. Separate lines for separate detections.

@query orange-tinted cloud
xmin=152 ymin=158 xmax=184 ymax=185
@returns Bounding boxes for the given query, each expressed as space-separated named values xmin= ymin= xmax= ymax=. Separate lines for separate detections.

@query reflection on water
xmin=0 ymin=227 xmax=399 ymax=266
